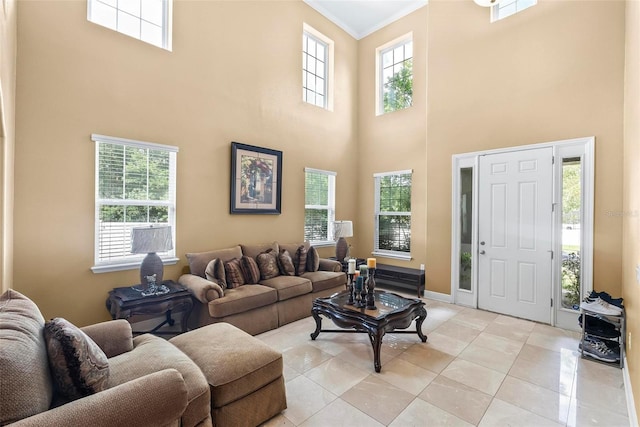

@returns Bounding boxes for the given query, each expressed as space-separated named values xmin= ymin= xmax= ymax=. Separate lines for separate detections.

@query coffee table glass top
xmin=318 ymin=290 xmax=420 ymax=320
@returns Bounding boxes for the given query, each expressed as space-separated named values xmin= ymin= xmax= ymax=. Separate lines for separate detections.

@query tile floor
xmin=257 ymin=295 xmax=631 ymax=426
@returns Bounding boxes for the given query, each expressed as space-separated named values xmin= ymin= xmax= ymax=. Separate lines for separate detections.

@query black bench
xmin=374 ymin=264 xmax=425 ymax=298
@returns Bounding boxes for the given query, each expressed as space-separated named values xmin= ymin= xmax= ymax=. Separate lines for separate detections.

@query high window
xmin=303 ymin=24 xmax=334 ymax=110
xmin=304 ymin=168 xmax=336 ymax=245
xmin=92 ymin=134 xmax=178 ymax=273
xmin=374 ymin=170 xmax=412 ymax=258
xmin=492 ymin=0 xmax=536 ymax=21
xmin=377 ymin=34 xmax=413 ymax=115
xmin=87 ymin=0 xmax=173 ymax=50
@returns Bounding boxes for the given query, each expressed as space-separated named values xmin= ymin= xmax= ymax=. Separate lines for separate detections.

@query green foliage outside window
xmin=378 ymin=174 xmax=412 ymax=252
xmin=383 ymin=60 xmax=413 ymax=113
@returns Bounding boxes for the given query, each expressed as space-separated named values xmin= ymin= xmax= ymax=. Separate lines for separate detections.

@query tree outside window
xmin=379 ymin=38 xmax=413 ymax=114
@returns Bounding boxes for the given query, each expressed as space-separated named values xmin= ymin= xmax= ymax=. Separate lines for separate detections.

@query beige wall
xmin=0 ymin=0 xmax=16 ymax=294
xmin=623 ymin=0 xmax=640 ymax=417
xmin=355 ymin=7 xmax=428 ymax=269
xmin=426 ymin=0 xmax=625 ymax=296
xmin=14 ymin=0 xmax=358 ymax=325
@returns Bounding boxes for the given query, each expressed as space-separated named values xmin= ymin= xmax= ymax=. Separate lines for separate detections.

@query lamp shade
xmin=334 ymin=221 xmax=353 ymax=239
xmin=131 ymin=225 xmax=173 ymax=254
xmin=474 ymin=0 xmax=501 ymax=6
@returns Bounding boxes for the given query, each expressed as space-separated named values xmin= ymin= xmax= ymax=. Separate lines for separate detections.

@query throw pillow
xmin=205 ymin=258 xmax=227 ymax=289
xmin=306 ymin=246 xmax=320 ymax=272
xmin=277 ymin=249 xmax=295 ymax=276
xmin=241 ymin=256 xmax=261 ymax=284
xmin=44 ymin=317 xmax=110 ymax=401
xmin=294 ymin=245 xmax=308 ymax=276
xmin=224 ymin=258 xmax=246 ymax=288
xmin=256 ymin=249 xmax=280 ymax=280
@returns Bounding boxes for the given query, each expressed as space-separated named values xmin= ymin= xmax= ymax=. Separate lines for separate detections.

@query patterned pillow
xmin=256 ymin=249 xmax=280 ymax=280
xmin=277 ymin=249 xmax=295 ymax=276
xmin=44 ymin=318 xmax=109 ymax=401
xmin=224 ymin=258 xmax=246 ymax=288
xmin=306 ymin=246 xmax=320 ymax=272
xmin=294 ymin=245 xmax=308 ymax=276
xmin=241 ymin=256 xmax=261 ymax=284
xmin=205 ymin=258 xmax=227 ymax=289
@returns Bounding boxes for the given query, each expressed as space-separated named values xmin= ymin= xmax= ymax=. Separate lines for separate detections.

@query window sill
xmin=91 ymin=257 xmax=179 ymax=274
xmin=371 ymin=251 xmax=412 ymax=261
xmin=309 ymin=240 xmax=335 ymax=248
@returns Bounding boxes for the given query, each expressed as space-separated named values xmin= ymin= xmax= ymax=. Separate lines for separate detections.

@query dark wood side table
xmin=106 ymin=280 xmax=193 ymax=335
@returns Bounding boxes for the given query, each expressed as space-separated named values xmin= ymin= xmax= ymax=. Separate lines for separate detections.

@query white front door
xmin=478 ymin=148 xmax=553 ymax=323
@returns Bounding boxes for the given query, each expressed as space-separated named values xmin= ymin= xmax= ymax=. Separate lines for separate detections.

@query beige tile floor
xmin=257 ymin=294 xmax=631 ymax=426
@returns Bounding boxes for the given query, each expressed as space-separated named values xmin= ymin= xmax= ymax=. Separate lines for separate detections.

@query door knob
xmin=480 ymin=250 xmax=486 ymax=255
xmin=480 ymin=241 xmax=485 ymax=245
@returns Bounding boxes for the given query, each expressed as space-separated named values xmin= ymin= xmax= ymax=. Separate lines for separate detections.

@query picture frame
xmin=230 ymin=142 xmax=282 ymax=214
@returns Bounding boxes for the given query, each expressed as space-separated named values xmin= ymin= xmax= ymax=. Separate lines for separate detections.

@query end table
xmin=106 ymin=280 xmax=193 ymax=335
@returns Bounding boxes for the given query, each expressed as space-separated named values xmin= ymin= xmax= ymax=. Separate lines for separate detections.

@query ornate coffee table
xmin=311 ymin=290 xmax=427 ymax=372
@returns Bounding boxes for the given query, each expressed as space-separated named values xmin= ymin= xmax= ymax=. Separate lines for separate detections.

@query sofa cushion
xmin=302 ymin=271 xmax=347 ymax=293
xmin=241 ymin=256 xmax=261 ymax=284
xmin=306 ymin=246 xmax=320 ymax=272
xmin=207 ymin=285 xmax=278 ymax=318
xmin=224 ymin=258 xmax=246 ymax=289
xmin=186 ymin=246 xmax=243 ymax=278
xmin=0 ymin=290 xmax=53 ymax=424
xmin=240 ymin=242 xmax=279 ymax=260
xmin=256 ymin=250 xmax=279 ymax=280
xmin=277 ymin=249 xmax=295 ymax=276
xmin=44 ymin=317 xmax=110 ymax=400
xmin=205 ymin=258 xmax=227 ymax=289
xmin=294 ymin=245 xmax=308 ymax=276
xmin=260 ymin=275 xmax=312 ymax=301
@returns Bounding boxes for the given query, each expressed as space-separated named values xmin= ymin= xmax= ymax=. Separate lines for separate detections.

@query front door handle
xmin=480 ymin=250 xmax=486 ymax=255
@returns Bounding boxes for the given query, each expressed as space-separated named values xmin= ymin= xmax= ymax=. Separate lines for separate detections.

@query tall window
xmin=377 ymin=35 xmax=413 ymax=115
xmin=87 ymin=0 xmax=173 ymax=50
xmin=92 ymin=134 xmax=178 ymax=272
xmin=374 ymin=170 xmax=412 ymax=258
xmin=492 ymin=0 xmax=536 ymax=22
xmin=304 ymin=168 xmax=336 ymax=244
xmin=303 ymin=24 xmax=333 ymax=110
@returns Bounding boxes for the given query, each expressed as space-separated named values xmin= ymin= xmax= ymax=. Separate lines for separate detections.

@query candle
xmin=367 ymin=258 xmax=377 ymax=269
xmin=354 ymin=270 xmax=360 ymax=278
xmin=348 ymin=259 xmax=356 ymax=274
xmin=359 ymin=265 xmax=368 ymax=277
xmin=355 ymin=276 xmax=364 ymax=291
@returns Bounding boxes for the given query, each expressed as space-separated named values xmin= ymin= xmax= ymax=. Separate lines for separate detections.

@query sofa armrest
xmin=178 ymin=274 xmax=224 ymax=303
xmin=319 ymin=259 xmax=342 ymax=272
xmin=81 ymin=319 xmax=133 ymax=358
xmin=11 ymin=369 xmax=188 ymax=427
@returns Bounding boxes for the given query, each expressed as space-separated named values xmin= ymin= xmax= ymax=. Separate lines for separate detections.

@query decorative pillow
xmin=44 ymin=317 xmax=109 ymax=401
xmin=306 ymin=246 xmax=320 ymax=272
xmin=241 ymin=256 xmax=261 ymax=284
xmin=224 ymin=258 xmax=246 ymax=289
xmin=205 ymin=258 xmax=227 ymax=289
xmin=277 ymin=249 xmax=295 ymax=276
xmin=256 ymin=249 xmax=280 ymax=280
xmin=294 ymin=245 xmax=308 ymax=276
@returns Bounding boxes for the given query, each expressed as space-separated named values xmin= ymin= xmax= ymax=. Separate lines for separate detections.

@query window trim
xmin=491 ymin=0 xmax=537 ymax=22
xmin=302 ymin=23 xmax=334 ymax=111
xmin=373 ymin=169 xmax=413 ymax=260
xmin=304 ymin=167 xmax=336 ymax=246
xmin=87 ymin=0 xmax=173 ymax=51
xmin=91 ymin=134 xmax=179 ymax=273
xmin=375 ymin=32 xmax=413 ymax=116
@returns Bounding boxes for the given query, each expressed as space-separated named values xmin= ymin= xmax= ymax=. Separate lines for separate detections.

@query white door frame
xmin=451 ymin=137 xmax=594 ymax=328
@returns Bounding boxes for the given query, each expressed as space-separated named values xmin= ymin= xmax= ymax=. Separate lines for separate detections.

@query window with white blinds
xmin=374 ymin=170 xmax=412 ymax=259
xmin=91 ymin=134 xmax=178 ymax=273
xmin=304 ymin=168 xmax=336 ymax=245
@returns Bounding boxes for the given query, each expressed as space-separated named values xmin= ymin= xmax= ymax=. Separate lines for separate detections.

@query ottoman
xmin=170 ymin=323 xmax=287 ymax=427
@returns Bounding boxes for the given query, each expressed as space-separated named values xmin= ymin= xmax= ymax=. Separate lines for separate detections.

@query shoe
xmin=586 ymin=291 xmax=624 ymax=309
xmin=580 ymin=298 xmax=623 ymax=316
xmin=578 ymin=314 xmax=621 ymax=338
xmin=580 ymin=336 xmax=620 ymax=363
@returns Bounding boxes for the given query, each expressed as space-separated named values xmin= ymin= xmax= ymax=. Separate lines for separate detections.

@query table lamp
xmin=131 ymin=225 xmax=173 ymax=290
xmin=333 ymin=220 xmax=353 ymax=262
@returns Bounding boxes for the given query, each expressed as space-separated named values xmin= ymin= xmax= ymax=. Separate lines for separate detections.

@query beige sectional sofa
xmin=179 ymin=242 xmax=346 ymax=335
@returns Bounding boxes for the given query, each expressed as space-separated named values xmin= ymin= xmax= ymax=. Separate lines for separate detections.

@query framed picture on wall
xmin=230 ymin=142 xmax=282 ymax=214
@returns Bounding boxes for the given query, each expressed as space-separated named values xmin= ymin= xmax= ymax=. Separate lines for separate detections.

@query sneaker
xmin=581 ymin=337 xmax=620 ymax=363
xmin=578 ymin=315 xmax=621 ymax=338
xmin=581 ymin=335 xmax=621 ymax=356
xmin=580 ymin=298 xmax=623 ymax=316
xmin=587 ymin=291 xmax=624 ymax=309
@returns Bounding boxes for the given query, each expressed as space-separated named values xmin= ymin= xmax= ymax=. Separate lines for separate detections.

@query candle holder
xmin=346 ymin=273 xmax=355 ymax=305
xmin=359 ymin=280 xmax=367 ymax=309
xmin=354 ymin=277 xmax=365 ymax=308
xmin=365 ymin=267 xmax=377 ymax=310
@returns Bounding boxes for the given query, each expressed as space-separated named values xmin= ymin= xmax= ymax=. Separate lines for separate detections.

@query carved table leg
xmin=368 ymin=330 xmax=384 ymax=373
xmin=310 ymin=309 xmax=322 ymax=340
xmin=415 ymin=307 xmax=428 ymax=343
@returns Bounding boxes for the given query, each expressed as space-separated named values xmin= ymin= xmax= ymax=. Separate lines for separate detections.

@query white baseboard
xmin=423 ymin=290 xmax=453 ymax=303
xmin=623 ymin=356 xmax=638 ymax=427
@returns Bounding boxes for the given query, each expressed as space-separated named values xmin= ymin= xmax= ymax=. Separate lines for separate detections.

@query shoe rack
xmin=579 ymin=307 xmax=625 ymax=368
